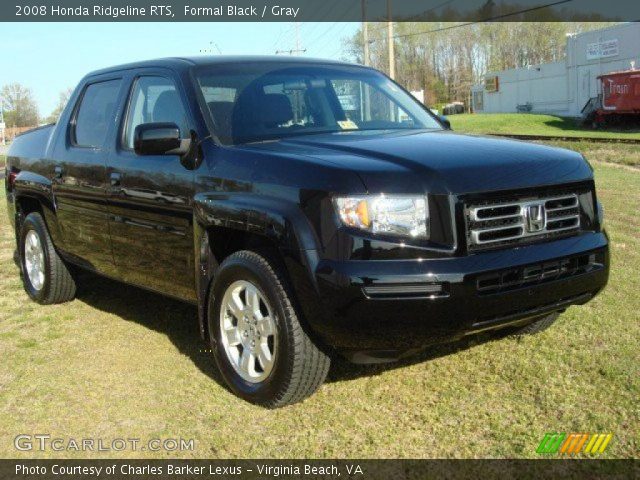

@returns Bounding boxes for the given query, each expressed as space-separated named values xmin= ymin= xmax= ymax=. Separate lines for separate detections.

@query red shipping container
xmin=599 ymin=70 xmax=640 ymax=113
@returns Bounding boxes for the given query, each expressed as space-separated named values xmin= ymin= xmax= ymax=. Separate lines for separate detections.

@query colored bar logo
xmin=537 ymin=433 xmax=613 ymax=455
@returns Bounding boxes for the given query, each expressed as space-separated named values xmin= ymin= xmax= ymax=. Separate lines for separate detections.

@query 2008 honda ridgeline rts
xmin=5 ymin=57 xmax=609 ymax=407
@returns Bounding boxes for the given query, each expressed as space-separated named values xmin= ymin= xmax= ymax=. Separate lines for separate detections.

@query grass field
xmin=537 ymin=141 xmax=640 ymax=168
xmin=450 ymin=113 xmax=640 ymax=140
xmin=0 ymin=156 xmax=638 ymax=459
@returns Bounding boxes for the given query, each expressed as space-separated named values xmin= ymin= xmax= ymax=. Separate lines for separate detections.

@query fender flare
xmin=13 ymin=172 xmax=64 ymax=247
xmin=192 ymin=192 xmax=326 ymax=342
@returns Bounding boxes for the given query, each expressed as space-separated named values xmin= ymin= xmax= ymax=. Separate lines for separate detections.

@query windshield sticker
xmin=337 ymin=120 xmax=358 ymax=130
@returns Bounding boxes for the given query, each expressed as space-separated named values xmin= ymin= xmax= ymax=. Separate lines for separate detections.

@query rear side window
xmin=74 ymin=79 xmax=122 ymax=148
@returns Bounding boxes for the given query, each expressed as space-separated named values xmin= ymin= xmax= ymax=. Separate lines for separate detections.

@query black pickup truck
xmin=5 ymin=57 xmax=609 ymax=407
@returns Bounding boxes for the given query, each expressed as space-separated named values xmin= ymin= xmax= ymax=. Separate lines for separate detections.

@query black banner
xmin=3 ymin=0 xmax=640 ymax=22
xmin=2 ymin=459 xmax=639 ymax=480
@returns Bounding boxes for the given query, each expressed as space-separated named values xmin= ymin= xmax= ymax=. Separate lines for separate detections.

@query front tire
xmin=208 ymin=250 xmax=330 ymax=408
xmin=19 ymin=212 xmax=76 ymax=304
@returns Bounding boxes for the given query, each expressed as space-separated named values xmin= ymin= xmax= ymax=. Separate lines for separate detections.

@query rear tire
xmin=208 ymin=250 xmax=330 ymax=408
xmin=514 ymin=312 xmax=560 ymax=335
xmin=19 ymin=212 xmax=76 ymax=304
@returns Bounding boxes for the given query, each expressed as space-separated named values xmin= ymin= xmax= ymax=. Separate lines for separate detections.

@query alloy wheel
xmin=24 ymin=230 xmax=45 ymax=291
xmin=219 ymin=280 xmax=277 ymax=383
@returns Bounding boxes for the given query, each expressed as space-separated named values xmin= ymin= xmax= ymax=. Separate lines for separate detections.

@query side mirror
xmin=134 ymin=123 xmax=191 ymax=156
xmin=439 ymin=115 xmax=451 ymax=130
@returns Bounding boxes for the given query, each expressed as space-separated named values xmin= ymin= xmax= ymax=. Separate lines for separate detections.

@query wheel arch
xmin=13 ymin=172 xmax=63 ymax=251
xmin=17 ymin=204 xmax=77 ymax=304
xmin=193 ymin=193 xmax=326 ymax=345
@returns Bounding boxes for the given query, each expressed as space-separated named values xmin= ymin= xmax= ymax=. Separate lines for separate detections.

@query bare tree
xmin=46 ymin=87 xmax=74 ymax=124
xmin=1 ymin=83 xmax=39 ymax=127
xmin=343 ymin=22 xmax=617 ymax=108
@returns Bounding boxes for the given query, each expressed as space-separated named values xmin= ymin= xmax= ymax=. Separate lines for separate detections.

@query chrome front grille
xmin=466 ymin=193 xmax=581 ymax=249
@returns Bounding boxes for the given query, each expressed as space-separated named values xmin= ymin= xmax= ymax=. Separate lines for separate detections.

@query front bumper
xmin=312 ymin=232 xmax=609 ymax=362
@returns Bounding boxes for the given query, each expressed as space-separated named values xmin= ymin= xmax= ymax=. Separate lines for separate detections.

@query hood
xmin=264 ymin=130 xmax=593 ymax=195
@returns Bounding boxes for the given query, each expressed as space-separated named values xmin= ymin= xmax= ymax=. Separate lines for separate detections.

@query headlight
xmin=333 ymin=195 xmax=428 ymax=238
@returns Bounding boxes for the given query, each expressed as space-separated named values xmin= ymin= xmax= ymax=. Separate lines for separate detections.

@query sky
xmin=0 ymin=22 xmax=359 ymax=116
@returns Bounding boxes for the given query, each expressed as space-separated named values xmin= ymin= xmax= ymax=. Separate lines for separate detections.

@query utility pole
xmin=360 ymin=0 xmax=372 ymax=121
xmin=200 ymin=41 xmax=222 ymax=54
xmin=361 ymin=0 xmax=369 ymax=66
xmin=387 ymin=0 xmax=395 ymax=79
xmin=294 ymin=22 xmax=301 ymax=56
xmin=276 ymin=22 xmax=306 ymax=56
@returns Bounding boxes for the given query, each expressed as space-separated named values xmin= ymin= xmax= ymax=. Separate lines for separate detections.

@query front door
xmin=106 ymin=73 xmax=196 ymax=301
xmin=51 ymin=77 xmax=124 ymax=276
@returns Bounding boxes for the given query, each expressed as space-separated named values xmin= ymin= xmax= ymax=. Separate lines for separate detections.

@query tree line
xmin=1 ymin=84 xmax=72 ymax=128
xmin=344 ymin=22 xmax=616 ymax=108
xmin=1 ymin=22 xmax=621 ymax=128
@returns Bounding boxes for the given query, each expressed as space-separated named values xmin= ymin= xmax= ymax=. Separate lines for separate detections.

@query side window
xmin=124 ymin=76 xmax=189 ymax=149
xmin=74 ymin=79 xmax=122 ymax=147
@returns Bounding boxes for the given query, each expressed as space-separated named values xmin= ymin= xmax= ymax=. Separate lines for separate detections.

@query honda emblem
xmin=525 ymin=203 xmax=546 ymax=232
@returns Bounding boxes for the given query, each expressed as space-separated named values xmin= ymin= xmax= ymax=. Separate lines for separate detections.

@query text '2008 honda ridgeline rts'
xmin=5 ymin=57 xmax=609 ymax=406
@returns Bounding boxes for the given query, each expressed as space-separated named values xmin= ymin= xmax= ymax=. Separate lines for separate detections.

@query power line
xmin=364 ymin=0 xmax=455 ymax=35
xmin=306 ymin=2 xmax=360 ymax=50
xmin=271 ymin=24 xmax=288 ymax=50
xmin=276 ymin=22 xmax=307 ymax=55
xmin=199 ymin=41 xmax=222 ymax=54
xmin=324 ymin=22 xmax=358 ymax=58
xmin=301 ymin=23 xmax=320 ymax=41
xmin=305 ymin=0 xmax=337 ymax=26
xmin=275 ymin=0 xmax=348 ymax=56
xmin=307 ymin=22 xmax=346 ymax=50
xmin=274 ymin=23 xmax=297 ymax=52
xmin=303 ymin=0 xmax=344 ymax=39
xmin=303 ymin=0 xmax=362 ymax=49
xmin=276 ymin=48 xmax=308 ymax=55
xmin=372 ymin=0 xmax=573 ymax=41
xmin=400 ymin=0 xmax=457 ymax=22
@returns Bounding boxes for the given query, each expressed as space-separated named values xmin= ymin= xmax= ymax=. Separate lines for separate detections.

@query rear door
xmin=106 ymin=70 xmax=197 ymax=301
xmin=50 ymin=75 xmax=125 ymax=276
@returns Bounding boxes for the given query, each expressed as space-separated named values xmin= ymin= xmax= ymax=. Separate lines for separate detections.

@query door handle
xmin=54 ymin=165 xmax=63 ymax=179
xmin=110 ymin=172 xmax=122 ymax=187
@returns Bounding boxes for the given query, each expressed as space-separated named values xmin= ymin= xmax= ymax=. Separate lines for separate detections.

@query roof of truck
xmin=86 ymin=55 xmax=362 ymax=77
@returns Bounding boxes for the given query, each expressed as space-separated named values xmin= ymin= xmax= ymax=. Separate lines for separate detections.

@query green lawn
xmin=0 ymin=160 xmax=638 ymax=459
xmin=450 ymin=113 xmax=640 ymax=140
xmin=534 ymin=140 xmax=640 ymax=168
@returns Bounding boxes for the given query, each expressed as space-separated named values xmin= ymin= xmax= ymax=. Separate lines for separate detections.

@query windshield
xmin=195 ymin=62 xmax=442 ymax=145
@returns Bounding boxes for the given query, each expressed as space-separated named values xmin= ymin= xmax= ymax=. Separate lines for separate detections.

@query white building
xmin=472 ymin=22 xmax=640 ymax=117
